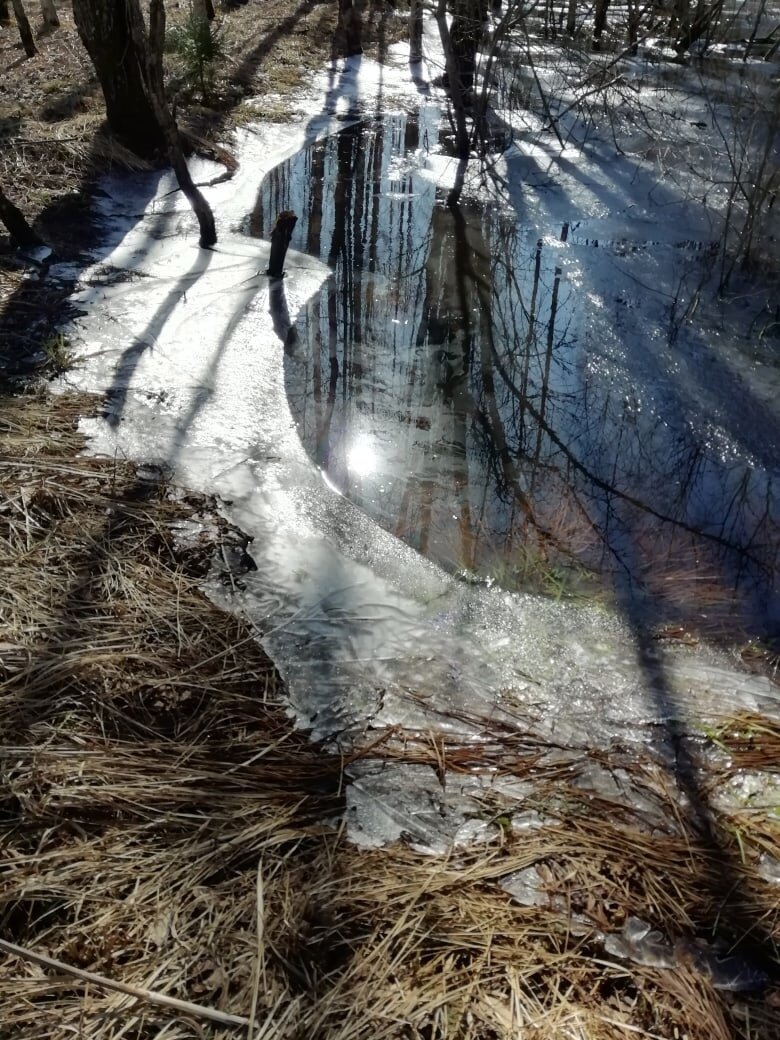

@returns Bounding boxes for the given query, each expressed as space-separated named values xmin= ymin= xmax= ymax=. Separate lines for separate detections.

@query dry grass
xmin=2 ymin=5 xmax=780 ymax=1038
xmin=0 ymin=395 xmax=778 ymax=1039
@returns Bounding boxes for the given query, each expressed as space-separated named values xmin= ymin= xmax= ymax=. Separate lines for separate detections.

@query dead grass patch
xmin=1 ymin=6 xmax=779 ymax=1038
xmin=0 ymin=396 xmax=778 ymax=1039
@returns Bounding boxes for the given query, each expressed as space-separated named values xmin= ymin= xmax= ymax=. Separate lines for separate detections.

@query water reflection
xmin=250 ymin=112 xmax=779 ymax=642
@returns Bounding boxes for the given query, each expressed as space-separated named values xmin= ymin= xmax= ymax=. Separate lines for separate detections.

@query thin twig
xmin=248 ymin=857 xmax=265 ymax=1039
xmin=0 ymin=938 xmax=250 ymax=1029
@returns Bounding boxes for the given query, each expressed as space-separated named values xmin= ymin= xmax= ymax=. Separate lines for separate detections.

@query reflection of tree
xmin=258 ymin=113 xmax=777 ymax=632
xmin=306 ymin=140 xmax=325 ymax=256
xmin=315 ymin=325 xmax=340 ymax=470
xmin=488 ymin=325 xmax=770 ymax=578
xmin=433 ymin=203 xmax=481 ymax=568
xmin=451 ymin=203 xmax=533 ymax=527
xmin=531 ymin=222 xmax=568 ymax=476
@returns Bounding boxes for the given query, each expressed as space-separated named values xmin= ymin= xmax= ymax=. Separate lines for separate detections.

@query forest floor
xmin=1 ymin=4 xmax=780 ymax=1040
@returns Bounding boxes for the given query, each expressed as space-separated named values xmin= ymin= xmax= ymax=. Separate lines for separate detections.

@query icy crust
xmin=58 ymin=29 xmax=779 ymax=854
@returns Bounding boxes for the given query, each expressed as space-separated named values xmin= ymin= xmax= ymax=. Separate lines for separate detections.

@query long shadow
xmin=469 ymin=41 xmax=780 ymax=1004
xmin=0 ymin=425 xmax=348 ymax=1021
xmin=88 ymin=5 xmax=389 ymax=493
xmin=149 ymin=0 xmax=401 ymax=466
xmin=616 ymin=542 xmax=780 ymax=991
xmin=473 ymin=99 xmax=780 ymax=585
xmin=39 ymin=78 xmax=100 ymax=122
xmin=273 ymin=93 xmax=778 ymax=634
xmin=235 ymin=21 xmax=780 ymax=1032
xmin=1 ymin=177 xmax=161 ymax=394
xmin=0 ymin=0 xmax=327 ymax=387
xmin=232 ymin=0 xmax=323 ymax=87
xmin=158 ymin=17 xmax=387 ymax=467
xmin=0 ymin=9 xmax=421 ymax=1031
xmin=104 ymin=245 xmax=215 ymax=427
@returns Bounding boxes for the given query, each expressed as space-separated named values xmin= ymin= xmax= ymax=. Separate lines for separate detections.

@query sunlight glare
xmin=346 ymin=437 xmax=376 ymax=477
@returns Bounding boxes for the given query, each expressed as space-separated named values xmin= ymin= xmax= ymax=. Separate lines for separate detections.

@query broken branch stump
xmin=266 ymin=210 xmax=298 ymax=278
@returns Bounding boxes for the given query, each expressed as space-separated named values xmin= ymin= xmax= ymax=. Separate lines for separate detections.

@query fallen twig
xmin=0 ymin=938 xmax=251 ymax=1029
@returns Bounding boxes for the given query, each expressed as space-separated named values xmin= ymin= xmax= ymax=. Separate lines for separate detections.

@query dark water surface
xmin=250 ymin=112 xmax=780 ymax=644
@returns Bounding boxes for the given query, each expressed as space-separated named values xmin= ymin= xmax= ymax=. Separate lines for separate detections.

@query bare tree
xmin=673 ymin=0 xmax=723 ymax=55
xmin=410 ymin=0 xmax=424 ymax=63
xmin=72 ymin=0 xmax=165 ymax=156
xmin=712 ymin=78 xmax=780 ymax=287
xmin=565 ymin=0 xmax=577 ymax=36
xmin=449 ymin=0 xmax=489 ymax=96
xmin=0 ymin=182 xmax=41 ymax=246
xmin=126 ymin=0 xmax=216 ymax=247
xmin=592 ymin=0 xmax=610 ymax=50
xmin=40 ymin=0 xmax=59 ymax=28
xmin=435 ymin=0 xmax=471 ymax=159
xmin=72 ymin=0 xmax=216 ymax=246
xmin=12 ymin=0 xmax=37 ymax=57
xmin=337 ymin=0 xmax=362 ymax=56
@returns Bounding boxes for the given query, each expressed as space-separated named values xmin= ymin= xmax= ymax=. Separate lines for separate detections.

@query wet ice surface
xmin=257 ymin=112 xmax=780 ymax=644
xmin=57 ymin=36 xmax=780 ymax=850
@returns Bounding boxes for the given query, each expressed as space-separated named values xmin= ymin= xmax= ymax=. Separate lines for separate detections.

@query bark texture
xmin=71 ymin=0 xmax=165 ymax=157
xmin=267 ymin=211 xmax=298 ymax=278
xmin=449 ymin=0 xmax=488 ymax=95
xmin=592 ymin=0 xmax=609 ymax=49
xmin=72 ymin=0 xmax=215 ymax=245
xmin=435 ymin=0 xmax=472 ymax=158
xmin=566 ymin=0 xmax=577 ymax=35
xmin=129 ymin=0 xmax=217 ymax=247
xmin=409 ymin=0 xmax=423 ymax=63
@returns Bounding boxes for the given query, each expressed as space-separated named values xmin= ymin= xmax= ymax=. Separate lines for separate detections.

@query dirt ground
xmin=1 ymin=4 xmax=780 ymax=1039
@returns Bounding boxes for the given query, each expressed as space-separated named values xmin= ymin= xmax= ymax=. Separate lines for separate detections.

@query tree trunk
xmin=435 ymin=0 xmax=470 ymax=159
xmin=626 ymin=0 xmax=640 ymax=54
xmin=337 ymin=0 xmax=363 ymax=56
xmin=193 ymin=0 xmax=213 ymax=21
xmin=566 ymin=0 xmax=577 ymax=35
xmin=0 ymin=182 xmax=41 ymax=247
xmin=409 ymin=0 xmax=423 ymax=63
xmin=267 ymin=211 xmax=297 ymax=278
xmin=674 ymin=0 xmax=722 ymax=55
xmin=71 ymin=0 xmax=165 ymax=157
xmin=12 ymin=0 xmax=37 ymax=57
xmin=131 ymin=0 xmax=217 ymax=247
xmin=592 ymin=0 xmax=609 ymax=50
xmin=40 ymin=0 xmax=59 ymax=27
xmin=449 ymin=0 xmax=488 ymax=96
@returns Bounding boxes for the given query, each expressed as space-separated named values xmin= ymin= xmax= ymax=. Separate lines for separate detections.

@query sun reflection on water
xmin=346 ymin=437 xmax=377 ymax=478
